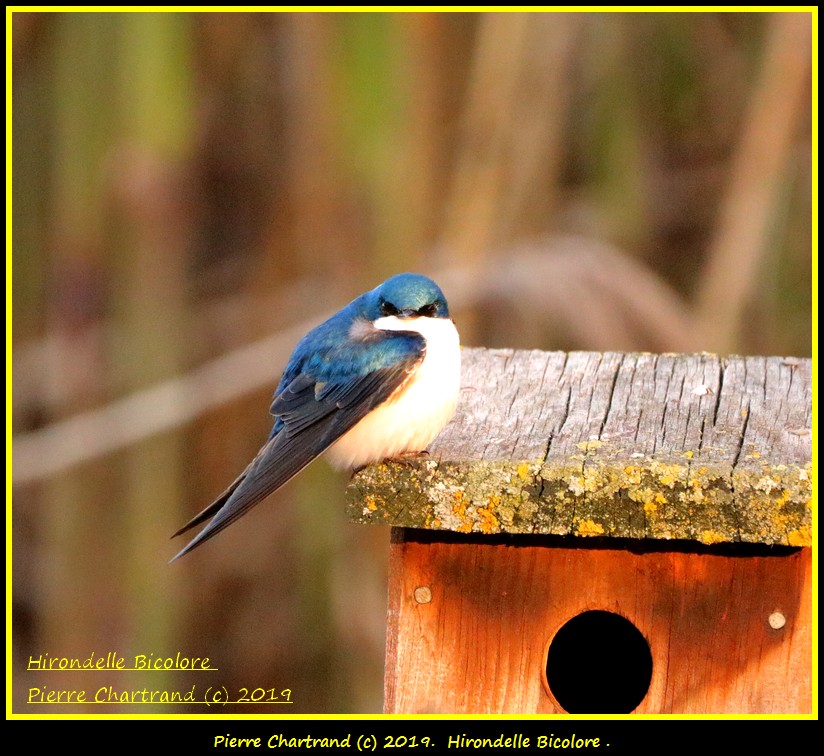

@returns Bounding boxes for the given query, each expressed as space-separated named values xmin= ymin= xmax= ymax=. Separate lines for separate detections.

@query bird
xmin=170 ymin=273 xmax=461 ymax=561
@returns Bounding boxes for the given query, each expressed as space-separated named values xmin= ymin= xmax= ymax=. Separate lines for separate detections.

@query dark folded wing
xmin=170 ymin=343 xmax=423 ymax=561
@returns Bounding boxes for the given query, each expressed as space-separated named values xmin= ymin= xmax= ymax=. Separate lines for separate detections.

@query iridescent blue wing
xmin=170 ymin=327 xmax=423 ymax=560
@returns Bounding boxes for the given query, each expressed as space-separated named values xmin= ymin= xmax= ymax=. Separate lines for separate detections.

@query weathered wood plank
xmin=347 ymin=349 xmax=811 ymax=546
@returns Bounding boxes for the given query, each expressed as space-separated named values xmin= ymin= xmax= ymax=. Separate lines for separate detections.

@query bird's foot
xmin=350 ymin=450 xmax=431 ymax=476
xmin=386 ymin=450 xmax=431 ymax=468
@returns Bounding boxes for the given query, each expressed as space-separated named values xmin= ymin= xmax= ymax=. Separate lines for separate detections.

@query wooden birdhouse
xmin=347 ymin=349 xmax=812 ymax=715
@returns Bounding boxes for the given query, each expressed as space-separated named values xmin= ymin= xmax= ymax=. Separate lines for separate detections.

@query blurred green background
xmin=11 ymin=10 xmax=812 ymax=714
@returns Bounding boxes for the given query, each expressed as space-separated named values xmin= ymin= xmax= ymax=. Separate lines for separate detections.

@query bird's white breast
xmin=326 ymin=316 xmax=461 ymax=470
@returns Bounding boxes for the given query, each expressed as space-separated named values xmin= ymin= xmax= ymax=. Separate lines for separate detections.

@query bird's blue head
xmin=363 ymin=273 xmax=451 ymax=321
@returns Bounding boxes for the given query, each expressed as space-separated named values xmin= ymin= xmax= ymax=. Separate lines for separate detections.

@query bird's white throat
xmin=327 ymin=315 xmax=461 ymax=469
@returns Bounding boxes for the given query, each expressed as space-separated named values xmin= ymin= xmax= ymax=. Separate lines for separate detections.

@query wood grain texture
xmin=385 ymin=530 xmax=812 ymax=714
xmin=348 ymin=349 xmax=811 ymax=546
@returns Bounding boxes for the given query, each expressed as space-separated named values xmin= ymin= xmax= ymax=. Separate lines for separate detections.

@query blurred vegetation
xmin=11 ymin=11 xmax=812 ymax=714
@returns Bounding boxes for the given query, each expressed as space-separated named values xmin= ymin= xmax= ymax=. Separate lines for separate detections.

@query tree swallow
xmin=171 ymin=273 xmax=461 ymax=561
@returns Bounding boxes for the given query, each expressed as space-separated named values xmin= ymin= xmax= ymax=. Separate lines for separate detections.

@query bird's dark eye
xmin=380 ymin=300 xmax=400 ymax=317
xmin=417 ymin=303 xmax=438 ymax=317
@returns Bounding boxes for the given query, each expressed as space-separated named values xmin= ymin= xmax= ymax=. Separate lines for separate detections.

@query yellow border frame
xmin=6 ymin=5 xmax=817 ymax=723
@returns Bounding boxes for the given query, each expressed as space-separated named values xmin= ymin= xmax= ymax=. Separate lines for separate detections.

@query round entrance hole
xmin=545 ymin=610 xmax=652 ymax=713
